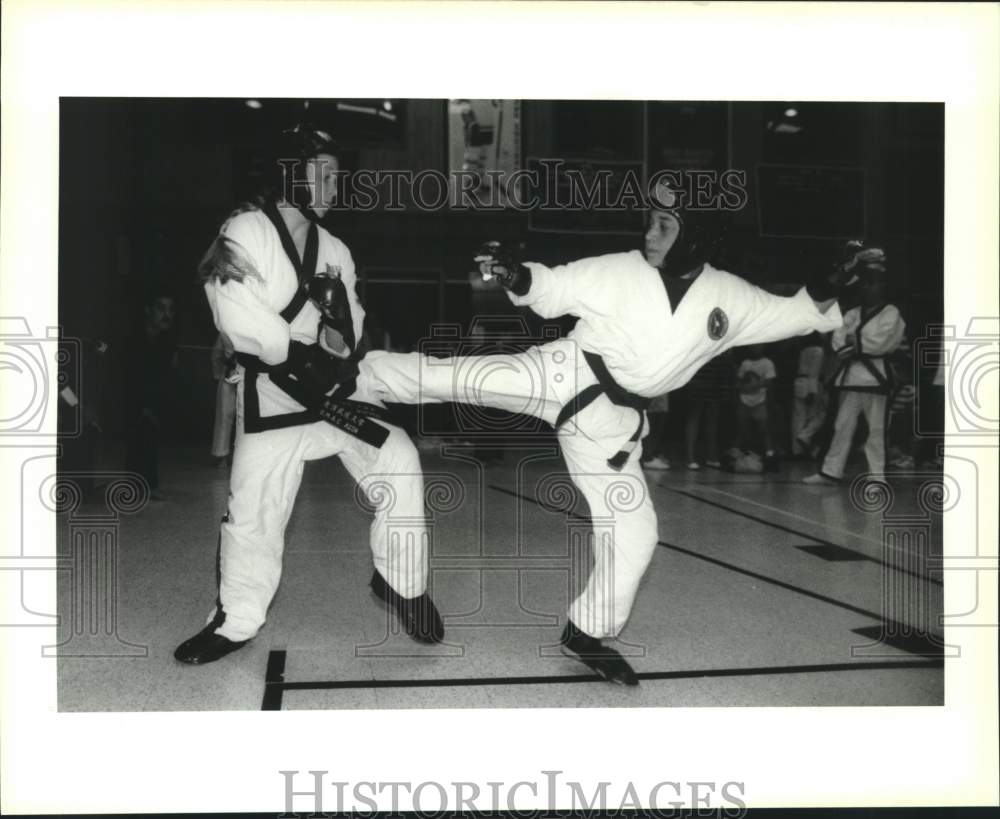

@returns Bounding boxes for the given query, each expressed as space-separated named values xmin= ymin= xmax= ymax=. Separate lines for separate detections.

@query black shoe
xmin=560 ymin=621 xmax=639 ymax=686
xmin=370 ymin=571 xmax=444 ymax=644
xmin=174 ymin=624 xmax=249 ymax=665
xmin=763 ymin=453 xmax=780 ymax=473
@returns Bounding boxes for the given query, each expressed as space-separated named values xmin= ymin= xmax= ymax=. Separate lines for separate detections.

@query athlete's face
xmin=307 ymin=152 xmax=340 ymax=216
xmin=644 ymin=210 xmax=681 ymax=268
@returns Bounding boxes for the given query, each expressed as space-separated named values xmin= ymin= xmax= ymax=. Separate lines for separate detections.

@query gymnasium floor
xmin=56 ymin=440 xmax=945 ymax=711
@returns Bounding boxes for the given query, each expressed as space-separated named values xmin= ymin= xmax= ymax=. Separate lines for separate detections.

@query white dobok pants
xmin=790 ymin=377 xmax=826 ymax=454
xmin=209 ymin=374 xmax=428 ymax=642
xmin=821 ymin=390 xmax=888 ymax=480
xmin=363 ymin=339 xmax=658 ymax=640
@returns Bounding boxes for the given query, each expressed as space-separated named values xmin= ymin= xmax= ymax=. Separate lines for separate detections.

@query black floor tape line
xmin=666 ymin=486 xmax=943 ymax=587
xmin=259 ymin=483 xmax=943 ymax=709
xmin=491 ymin=483 xmax=903 ymax=622
xmin=260 ymin=651 xmax=941 ymax=710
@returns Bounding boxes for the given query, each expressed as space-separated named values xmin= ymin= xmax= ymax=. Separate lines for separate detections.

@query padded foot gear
xmin=370 ymin=571 xmax=444 ymax=643
xmin=803 ymin=472 xmax=840 ymax=485
xmin=763 ymin=453 xmax=780 ymax=472
xmin=560 ymin=621 xmax=639 ymax=686
xmin=642 ymin=456 xmax=671 ymax=470
xmin=686 ymin=461 xmax=700 ymax=470
xmin=174 ymin=625 xmax=249 ymax=665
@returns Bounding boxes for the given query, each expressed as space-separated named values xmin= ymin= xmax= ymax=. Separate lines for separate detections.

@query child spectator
xmin=736 ymin=344 xmax=778 ymax=471
xmin=683 ymin=353 xmax=732 ymax=469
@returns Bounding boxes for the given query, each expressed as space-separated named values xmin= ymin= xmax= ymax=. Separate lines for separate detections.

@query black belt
xmin=555 ymin=350 xmax=651 ymax=471
xmin=237 ymin=352 xmax=390 ymax=449
xmin=830 ymin=353 xmax=895 ymax=395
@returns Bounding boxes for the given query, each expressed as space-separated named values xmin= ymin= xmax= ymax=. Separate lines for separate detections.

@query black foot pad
xmin=370 ymin=571 xmax=444 ymax=644
xmin=174 ymin=625 xmax=249 ymax=665
xmin=560 ymin=622 xmax=639 ymax=686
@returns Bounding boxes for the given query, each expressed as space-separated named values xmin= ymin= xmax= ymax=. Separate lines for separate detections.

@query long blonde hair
xmin=197 ymin=199 xmax=266 ymax=284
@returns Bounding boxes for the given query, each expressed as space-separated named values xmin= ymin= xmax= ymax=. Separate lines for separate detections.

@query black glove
xmin=474 ymin=241 xmax=531 ymax=295
xmin=307 ymin=273 xmax=356 ymax=352
xmin=282 ymin=340 xmax=359 ymax=398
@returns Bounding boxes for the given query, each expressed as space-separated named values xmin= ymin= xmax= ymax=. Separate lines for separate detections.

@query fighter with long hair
xmin=175 ymin=125 xmax=443 ymax=665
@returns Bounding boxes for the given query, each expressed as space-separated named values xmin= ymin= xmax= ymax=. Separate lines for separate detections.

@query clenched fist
xmin=474 ymin=240 xmax=530 ymax=295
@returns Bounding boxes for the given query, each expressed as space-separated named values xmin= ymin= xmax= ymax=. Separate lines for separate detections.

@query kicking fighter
xmin=175 ymin=125 xmax=442 ymax=665
xmin=361 ymin=181 xmax=854 ymax=685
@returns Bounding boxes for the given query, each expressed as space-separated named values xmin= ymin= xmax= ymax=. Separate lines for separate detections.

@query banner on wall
xmin=756 ymin=164 xmax=866 ymax=238
xmin=447 ymin=99 xmax=521 ymax=209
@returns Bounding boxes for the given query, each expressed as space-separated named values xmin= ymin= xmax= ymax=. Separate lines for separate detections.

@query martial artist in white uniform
xmin=790 ymin=334 xmax=828 ymax=457
xmin=363 ymin=185 xmax=850 ymax=684
xmin=175 ymin=126 xmax=441 ymax=665
xmin=806 ymin=263 xmax=905 ymax=483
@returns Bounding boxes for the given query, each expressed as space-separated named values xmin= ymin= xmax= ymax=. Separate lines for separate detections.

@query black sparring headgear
xmin=837 ymin=238 xmax=888 ymax=280
xmin=651 ymin=180 xmax=729 ymax=277
xmin=272 ymin=123 xmax=339 ymax=209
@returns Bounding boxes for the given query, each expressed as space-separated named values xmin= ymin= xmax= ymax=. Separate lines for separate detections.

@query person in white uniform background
xmin=790 ymin=332 xmax=829 ymax=458
xmin=175 ymin=125 xmax=443 ymax=665
xmin=805 ymin=256 xmax=905 ymax=484
xmin=363 ymin=181 xmax=853 ymax=685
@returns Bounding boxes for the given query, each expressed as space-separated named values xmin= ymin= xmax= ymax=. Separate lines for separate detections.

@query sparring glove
xmin=474 ymin=240 xmax=531 ymax=295
xmin=307 ymin=272 xmax=356 ymax=353
xmin=282 ymin=340 xmax=359 ymax=398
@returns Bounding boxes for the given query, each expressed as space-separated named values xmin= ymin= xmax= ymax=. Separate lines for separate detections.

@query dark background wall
xmin=58 ymin=99 xmax=943 ymax=446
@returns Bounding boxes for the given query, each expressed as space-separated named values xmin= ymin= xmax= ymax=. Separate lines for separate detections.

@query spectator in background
xmin=683 ymin=353 xmax=732 ymax=469
xmin=805 ymin=261 xmax=905 ymax=485
xmin=790 ymin=332 xmax=828 ymax=458
xmin=641 ymin=391 xmax=671 ymax=470
xmin=735 ymin=344 xmax=779 ymax=471
xmin=125 ymin=286 xmax=178 ymax=501
xmin=210 ymin=332 xmax=237 ymax=467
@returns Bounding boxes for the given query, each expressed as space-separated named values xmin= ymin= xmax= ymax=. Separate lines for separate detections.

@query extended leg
xmin=360 ymin=344 xmax=575 ymax=426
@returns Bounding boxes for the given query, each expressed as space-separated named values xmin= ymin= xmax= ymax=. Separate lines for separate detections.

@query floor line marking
xmin=683 ymin=481 xmax=896 ymax=548
xmin=261 ymin=649 xmax=287 ymax=710
xmin=655 ymin=539 xmax=886 ymax=620
xmin=261 ymin=655 xmax=942 ymax=702
xmin=489 ymin=483 xmax=917 ymax=623
xmin=665 ymin=486 xmax=942 ymax=588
